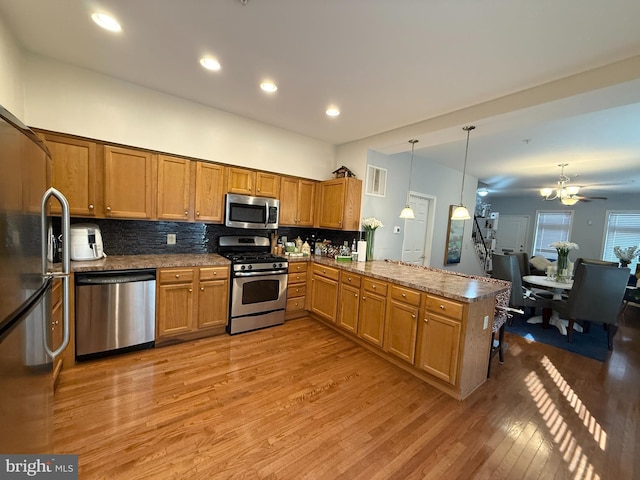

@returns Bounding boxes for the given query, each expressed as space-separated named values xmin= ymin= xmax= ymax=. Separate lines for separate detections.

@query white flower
xmin=613 ymin=245 xmax=639 ymax=262
xmin=550 ymin=241 xmax=579 ymax=252
xmin=362 ymin=217 xmax=384 ymax=230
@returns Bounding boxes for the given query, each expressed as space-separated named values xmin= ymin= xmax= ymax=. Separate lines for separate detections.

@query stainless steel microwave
xmin=225 ymin=194 xmax=279 ymax=229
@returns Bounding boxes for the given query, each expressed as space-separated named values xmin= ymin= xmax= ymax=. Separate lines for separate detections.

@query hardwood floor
xmin=53 ymin=306 xmax=640 ymax=479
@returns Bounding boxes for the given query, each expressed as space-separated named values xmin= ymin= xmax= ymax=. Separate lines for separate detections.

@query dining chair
xmin=510 ymin=252 xmax=554 ymax=301
xmin=552 ymin=263 xmax=630 ymax=348
xmin=492 ymin=254 xmax=552 ymax=321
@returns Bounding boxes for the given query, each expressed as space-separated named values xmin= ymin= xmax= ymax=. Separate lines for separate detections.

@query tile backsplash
xmin=69 ymin=218 xmax=361 ymax=255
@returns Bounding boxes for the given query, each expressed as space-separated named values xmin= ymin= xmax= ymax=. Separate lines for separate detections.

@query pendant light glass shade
xmin=400 ymin=139 xmax=418 ymax=219
xmin=399 ymin=206 xmax=415 ymax=219
xmin=451 ymin=125 xmax=475 ymax=221
xmin=451 ymin=205 xmax=471 ymax=220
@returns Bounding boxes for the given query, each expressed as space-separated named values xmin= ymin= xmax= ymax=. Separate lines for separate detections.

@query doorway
xmin=495 ymin=215 xmax=530 ymax=255
xmin=402 ymin=192 xmax=436 ymax=265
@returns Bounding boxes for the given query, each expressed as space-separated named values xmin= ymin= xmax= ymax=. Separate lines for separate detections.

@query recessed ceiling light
xmin=260 ymin=81 xmax=278 ymax=93
xmin=325 ymin=106 xmax=340 ymax=117
xmin=199 ymin=56 xmax=221 ymax=71
xmin=91 ymin=13 xmax=122 ymax=32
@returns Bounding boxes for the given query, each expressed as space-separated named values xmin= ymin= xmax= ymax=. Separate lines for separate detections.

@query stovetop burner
xmin=222 ymin=252 xmax=288 ymax=264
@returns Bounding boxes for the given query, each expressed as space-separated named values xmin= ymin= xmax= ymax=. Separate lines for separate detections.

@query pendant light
xmin=451 ymin=125 xmax=475 ymax=220
xmin=399 ymin=139 xmax=418 ymax=219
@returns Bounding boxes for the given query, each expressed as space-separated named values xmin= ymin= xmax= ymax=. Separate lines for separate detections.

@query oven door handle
xmin=234 ymin=269 xmax=288 ymax=278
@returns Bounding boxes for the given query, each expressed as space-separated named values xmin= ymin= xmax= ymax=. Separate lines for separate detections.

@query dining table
xmin=522 ymin=274 xmax=581 ymax=336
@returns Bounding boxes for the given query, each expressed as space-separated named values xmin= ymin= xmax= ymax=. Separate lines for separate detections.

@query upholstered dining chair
xmin=492 ymin=254 xmax=552 ymax=321
xmin=552 ymin=263 xmax=630 ymax=348
xmin=510 ymin=252 xmax=554 ymax=302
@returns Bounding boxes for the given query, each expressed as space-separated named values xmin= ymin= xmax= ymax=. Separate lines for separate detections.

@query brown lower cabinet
xmin=286 ymin=262 xmax=308 ymax=319
xmin=156 ymin=266 xmax=229 ymax=341
xmin=308 ymin=261 xmax=495 ymax=400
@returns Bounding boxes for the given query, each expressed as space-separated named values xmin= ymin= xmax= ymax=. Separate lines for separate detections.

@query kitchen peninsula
xmin=70 ymin=254 xmax=507 ymax=400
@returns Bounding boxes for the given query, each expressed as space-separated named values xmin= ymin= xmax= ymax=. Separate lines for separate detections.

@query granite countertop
xmin=71 ymin=253 xmax=506 ymax=303
xmin=70 ymin=254 xmax=229 ymax=272
xmin=291 ymin=255 xmax=507 ymax=303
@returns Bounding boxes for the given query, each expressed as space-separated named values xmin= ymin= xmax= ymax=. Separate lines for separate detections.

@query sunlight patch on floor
xmin=540 ymin=356 xmax=608 ymax=451
xmin=525 ymin=370 xmax=601 ymax=480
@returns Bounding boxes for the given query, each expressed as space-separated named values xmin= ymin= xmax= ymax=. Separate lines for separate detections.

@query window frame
xmin=532 ymin=210 xmax=575 ymax=260
xmin=601 ymin=210 xmax=640 ymax=271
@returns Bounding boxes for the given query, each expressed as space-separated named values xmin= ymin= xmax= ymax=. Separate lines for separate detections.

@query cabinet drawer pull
xmin=175 ymin=274 xmax=180 ymax=278
xmin=184 ymin=211 xmax=189 ymax=216
xmin=372 ymin=285 xmax=376 ymax=289
xmin=106 ymin=206 xmax=111 ymax=212
xmin=402 ymin=293 xmax=406 ymax=297
xmin=440 ymin=305 xmax=445 ymax=310
xmin=213 ymin=271 xmax=217 ymax=275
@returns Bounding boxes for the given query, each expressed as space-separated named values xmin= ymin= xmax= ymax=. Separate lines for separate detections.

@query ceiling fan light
xmin=477 ymin=188 xmax=489 ymax=197
xmin=561 ymin=196 xmax=579 ymax=206
xmin=540 ymin=187 xmax=554 ymax=197
xmin=399 ymin=205 xmax=415 ymax=219
xmin=451 ymin=205 xmax=471 ymax=220
xmin=566 ymin=185 xmax=580 ymax=195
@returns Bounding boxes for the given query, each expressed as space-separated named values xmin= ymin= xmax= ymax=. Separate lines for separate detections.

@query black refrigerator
xmin=0 ymin=105 xmax=71 ymax=453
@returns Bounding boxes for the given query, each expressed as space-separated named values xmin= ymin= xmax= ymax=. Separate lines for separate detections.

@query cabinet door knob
xmin=106 ymin=206 xmax=111 ymax=212
xmin=196 ymin=211 xmax=200 ymax=216
xmin=424 ymin=318 xmax=428 ymax=323
xmin=88 ymin=204 xmax=94 ymax=210
xmin=411 ymin=314 xmax=416 ymax=319
xmin=188 ymin=288 xmax=192 ymax=292
xmin=200 ymin=287 xmax=204 ymax=291
xmin=355 ymin=293 xmax=358 ymax=298
xmin=175 ymin=274 xmax=180 ymax=278
xmin=184 ymin=211 xmax=189 ymax=216
xmin=362 ymin=296 xmax=366 ymax=300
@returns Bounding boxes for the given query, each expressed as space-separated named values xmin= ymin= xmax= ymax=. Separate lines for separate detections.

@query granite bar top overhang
xmin=297 ymin=256 xmax=507 ymax=303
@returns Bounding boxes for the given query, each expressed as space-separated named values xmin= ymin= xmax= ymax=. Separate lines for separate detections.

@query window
xmin=532 ymin=211 xmax=574 ymax=260
xmin=602 ymin=211 xmax=640 ymax=271
xmin=365 ymin=165 xmax=387 ymax=197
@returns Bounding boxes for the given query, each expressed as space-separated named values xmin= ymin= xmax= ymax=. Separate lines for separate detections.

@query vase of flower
xmin=550 ymin=241 xmax=579 ymax=282
xmin=614 ymin=246 xmax=638 ymax=269
xmin=365 ymin=228 xmax=375 ymax=261
xmin=361 ymin=217 xmax=383 ymax=261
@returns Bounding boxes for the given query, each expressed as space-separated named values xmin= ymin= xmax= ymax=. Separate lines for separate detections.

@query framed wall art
xmin=444 ymin=205 xmax=464 ymax=265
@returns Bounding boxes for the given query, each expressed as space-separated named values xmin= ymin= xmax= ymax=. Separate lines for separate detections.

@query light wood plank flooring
xmin=53 ymin=306 xmax=640 ymax=479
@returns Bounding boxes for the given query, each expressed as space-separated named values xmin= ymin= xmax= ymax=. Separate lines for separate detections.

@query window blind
xmin=602 ymin=211 xmax=640 ymax=271
xmin=532 ymin=211 xmax=574 ymax=260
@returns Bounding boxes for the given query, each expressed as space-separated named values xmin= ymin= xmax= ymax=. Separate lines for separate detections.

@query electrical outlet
xmin=167 ymin=233 xmax=176 ymax=245
xmin=483 ymin=315 xmax=489 ymax=330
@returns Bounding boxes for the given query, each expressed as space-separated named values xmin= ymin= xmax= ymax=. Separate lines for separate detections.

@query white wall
xmin=488 ymin=193 xmax=640 ymax=262
xmin=362 ymin=149 xmax=484 ymax=275
xmin=21 ymin=53 xmax=335 ymax=180
xmin=0 ymin=14 xmax=25 ymax=118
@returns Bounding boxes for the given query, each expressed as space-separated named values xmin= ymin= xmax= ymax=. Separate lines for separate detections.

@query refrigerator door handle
xmin=41 ymin=187 xmax=71 ymax=359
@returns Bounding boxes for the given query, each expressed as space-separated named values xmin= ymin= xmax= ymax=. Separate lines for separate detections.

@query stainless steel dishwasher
xmin=75 ymin=269 xmax=156 ymax=360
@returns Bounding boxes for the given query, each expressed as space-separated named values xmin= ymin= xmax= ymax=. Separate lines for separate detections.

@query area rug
xmin=505 ymin=316 xmax=610 ymax=362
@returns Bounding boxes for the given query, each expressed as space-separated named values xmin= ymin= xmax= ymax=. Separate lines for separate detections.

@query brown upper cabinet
xmin=317 ymin=177 xmax=362 ymax=230
xmin=157 ymin=155 xmax=192 ymax=221
xmin=227 ymin=167 xmax=279 ymax=198
xmin=42 ymin=133 xmax=98 ymax=217
xmin=104 ymin=145 xmax=156 ymax=219
xmin=194 ymin=162 xmax=226 ymax=223
xmin=279 ymin=177 xmax=316 ymax=227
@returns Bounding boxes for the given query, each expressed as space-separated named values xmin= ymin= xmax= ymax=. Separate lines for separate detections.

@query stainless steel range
xmin=219 ymin=236 xmax=288 ymax=335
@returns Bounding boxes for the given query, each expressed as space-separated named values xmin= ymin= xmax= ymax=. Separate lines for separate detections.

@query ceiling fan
xmin=539 ymin=163 xmax=607 ymax=205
